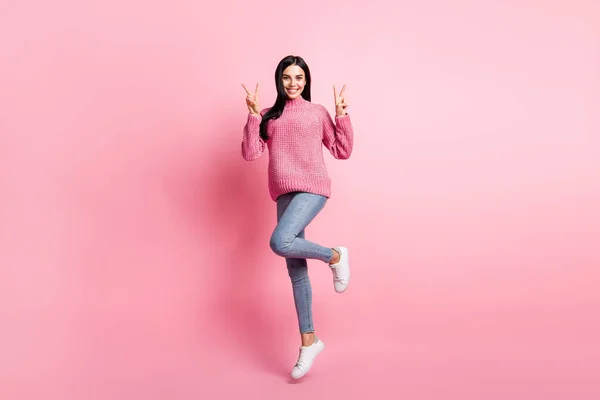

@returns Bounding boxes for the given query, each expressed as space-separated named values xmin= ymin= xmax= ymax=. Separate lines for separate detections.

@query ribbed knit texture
xmin=241 ymin=96 xmax=354 ymax=201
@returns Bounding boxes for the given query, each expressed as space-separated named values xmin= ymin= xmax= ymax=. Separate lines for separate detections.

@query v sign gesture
xmin=242 ymin=83 xmax=260 ymax=116
xmin=334 ymin=84 xmax=349 ymax=116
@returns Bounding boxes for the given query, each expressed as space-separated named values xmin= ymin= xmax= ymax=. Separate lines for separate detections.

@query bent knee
xmin=270 ymin=231 xmax=293 ymax=256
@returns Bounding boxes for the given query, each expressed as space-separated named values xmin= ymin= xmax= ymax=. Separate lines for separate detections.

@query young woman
xmin=241 ymin=55 xmax=354 ymax=380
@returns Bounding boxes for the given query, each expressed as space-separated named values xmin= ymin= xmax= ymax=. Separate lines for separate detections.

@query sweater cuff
xmin=247 ymin=113 xmax=261 ymax=125
xmin=334 ymin=113 xmax=351 ymax=127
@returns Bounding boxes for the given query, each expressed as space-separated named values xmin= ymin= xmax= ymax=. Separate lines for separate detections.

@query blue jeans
xmin=270 ymin=192 xmax=334 ymax=333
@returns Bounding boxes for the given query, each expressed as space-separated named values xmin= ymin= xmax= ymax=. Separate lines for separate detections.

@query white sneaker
xmin=291 ymin=336 xmax=325 ymax=380
xmin=329 ymin=246 xmax=350 ymax=293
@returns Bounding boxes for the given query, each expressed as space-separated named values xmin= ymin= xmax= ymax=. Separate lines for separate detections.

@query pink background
xmin=1 ymin=0 xmax=599 ymax=399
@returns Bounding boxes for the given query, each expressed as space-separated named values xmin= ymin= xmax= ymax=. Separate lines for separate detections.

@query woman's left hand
xmin=334 ymin=84 xmax=349 ymax=116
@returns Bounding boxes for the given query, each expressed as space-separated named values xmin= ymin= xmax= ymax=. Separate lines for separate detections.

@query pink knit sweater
xmin=241 ymin=96 xmax=354 ymax=201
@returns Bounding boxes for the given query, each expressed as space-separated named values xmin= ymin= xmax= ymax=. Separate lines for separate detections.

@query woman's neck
xmin=285 ymin=96 xmax=306 ymax=108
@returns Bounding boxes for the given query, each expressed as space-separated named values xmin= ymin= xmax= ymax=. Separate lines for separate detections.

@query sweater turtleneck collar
xmin=285 ymin=96 xmax=307 ymax=109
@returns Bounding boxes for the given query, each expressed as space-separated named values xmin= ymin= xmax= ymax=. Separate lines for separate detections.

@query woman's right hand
xmin=242 ymin=83 xmax=260 ymax=116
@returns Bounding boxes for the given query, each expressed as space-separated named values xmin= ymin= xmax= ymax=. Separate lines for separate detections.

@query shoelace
xmin=332 ymin=267 xmax=339 ymax=280
xmin=332 ymin=266 xmax=345 ymax=283
xmin=295 ymin=349 xmax=307 ymax=368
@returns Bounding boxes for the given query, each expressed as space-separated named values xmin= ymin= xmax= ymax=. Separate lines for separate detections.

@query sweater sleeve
xmin=321 ymin=106 xmax=354 ymax=160
xmin=241 ymin=111 xmax=267 ymax=161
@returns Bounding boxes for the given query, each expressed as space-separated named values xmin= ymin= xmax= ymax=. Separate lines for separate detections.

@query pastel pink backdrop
xmin=1 ymin=1 xmax=599 ymax=399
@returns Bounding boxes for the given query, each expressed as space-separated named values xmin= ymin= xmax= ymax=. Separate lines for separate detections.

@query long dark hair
xmin=259 ymin=55 xmax=312 ymax=141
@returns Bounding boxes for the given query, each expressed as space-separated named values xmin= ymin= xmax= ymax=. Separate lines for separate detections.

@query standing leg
xmin=275 ymin=192 xmax=326 ymax=380
xmin=276 ymin=193 xmax=314 ymax=336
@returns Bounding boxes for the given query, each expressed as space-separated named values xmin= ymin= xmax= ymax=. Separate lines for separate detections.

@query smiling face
xmin=282 ymin=64 xmax=306 ymax=100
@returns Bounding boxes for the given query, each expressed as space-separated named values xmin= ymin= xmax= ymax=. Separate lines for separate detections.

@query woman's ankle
xmin=329 ymin=248 xmax=341 ymax=265
xmin=301 ymin=332 xmax=315 ymax=347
